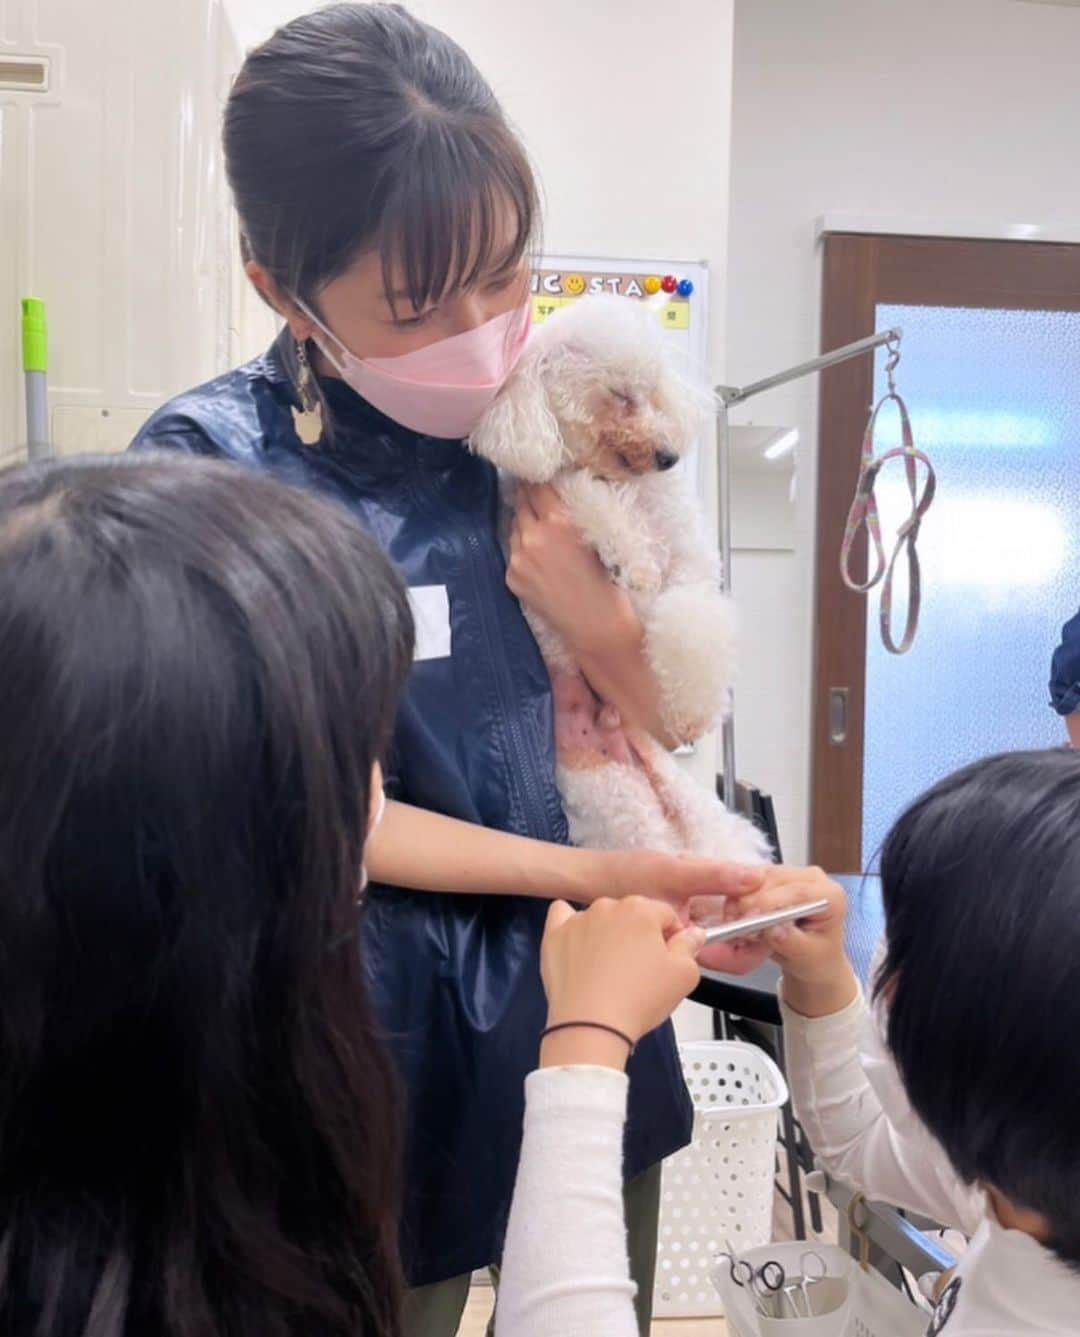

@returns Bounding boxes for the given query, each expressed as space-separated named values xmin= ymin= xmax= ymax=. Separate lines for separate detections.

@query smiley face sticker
xmin=564 ymin=273 xmax=586 ymax=296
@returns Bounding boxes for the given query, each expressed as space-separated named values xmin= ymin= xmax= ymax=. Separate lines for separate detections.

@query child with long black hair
xmin=0 ymin=453 xmax=712 ymax=1337
xmin=0 ymin=455 xmax=411 ymax=1337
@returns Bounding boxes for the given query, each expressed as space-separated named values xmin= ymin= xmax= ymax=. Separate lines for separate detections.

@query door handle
xmin=828 ymin=687 xmax=849 ymax=745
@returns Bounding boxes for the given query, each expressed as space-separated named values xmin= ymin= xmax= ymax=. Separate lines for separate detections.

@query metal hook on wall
xmin=884 ymin=335 xmax=901 ymax=395
xmin=712 ymin=325 xmax=906 ymax=812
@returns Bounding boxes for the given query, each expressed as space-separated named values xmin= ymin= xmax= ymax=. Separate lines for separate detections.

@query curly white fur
xmin=472 ymin=294 xmax=769 ymax=865
xmin=557 ymin=749 xmax=769 ymax=863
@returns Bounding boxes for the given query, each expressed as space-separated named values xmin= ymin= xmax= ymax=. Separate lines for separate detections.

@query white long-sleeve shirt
xmin=496 ymin=1065 xmax=638 ymax=1337
xmin=782 ymin=987 xmax=1080 ymax=1335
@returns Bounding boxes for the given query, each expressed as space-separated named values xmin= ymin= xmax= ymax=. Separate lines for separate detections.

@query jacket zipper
xmin=464 ymin=527 xmax=553 ymax=842
xmin=407 ymin=460 xmax=556 ymax=843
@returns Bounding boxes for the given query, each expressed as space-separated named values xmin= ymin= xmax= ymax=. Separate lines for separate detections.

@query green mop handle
xmin=21 ymin=297 xmax=50 ymax=460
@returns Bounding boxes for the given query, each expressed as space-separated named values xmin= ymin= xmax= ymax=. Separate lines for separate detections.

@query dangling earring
xmin=291 ymin=338 xmax=324 ymax=446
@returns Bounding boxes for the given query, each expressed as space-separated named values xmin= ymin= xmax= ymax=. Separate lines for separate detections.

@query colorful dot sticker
xmin=643 ymin=275 xmax=662 ymax=295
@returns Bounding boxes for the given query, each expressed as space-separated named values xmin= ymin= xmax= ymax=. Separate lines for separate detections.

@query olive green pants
xmin=402 ymin=1162 xmax=661 ymax=1337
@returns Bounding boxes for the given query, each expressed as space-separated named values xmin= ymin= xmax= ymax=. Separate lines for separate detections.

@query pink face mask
xmin=300 ymin=299 xmax=531 ymax=440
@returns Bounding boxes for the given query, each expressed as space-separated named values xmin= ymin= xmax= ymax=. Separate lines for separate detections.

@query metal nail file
xmin=700 ymin=898 xmax=831 ymax=946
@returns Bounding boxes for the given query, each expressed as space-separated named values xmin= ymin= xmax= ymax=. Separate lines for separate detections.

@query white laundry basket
xmin=654 ymin=1041 xmax=788 ymax=1319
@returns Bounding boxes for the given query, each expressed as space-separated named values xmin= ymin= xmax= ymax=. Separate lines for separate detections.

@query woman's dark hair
xmin=224 ymin=2 xmax=538 ymax=319
xmin=876 ymin=748 xmax=1080 ymax=1267
xmin=0 ymin=454 xmax=413 ymax=1335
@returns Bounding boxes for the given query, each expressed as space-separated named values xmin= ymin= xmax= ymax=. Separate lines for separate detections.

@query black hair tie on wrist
xmin=539 ymin=1021 xmax=636 ymax=1057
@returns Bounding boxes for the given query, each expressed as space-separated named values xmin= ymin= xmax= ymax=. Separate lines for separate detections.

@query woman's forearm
xmin=365 ymin=803 xmax=761 ymax=944
xmin=366 ymin=800 xmax=614 ymax=900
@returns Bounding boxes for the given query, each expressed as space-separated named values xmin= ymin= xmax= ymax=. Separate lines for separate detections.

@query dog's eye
xmin=610 ymin=389 xmax=635 ymax=411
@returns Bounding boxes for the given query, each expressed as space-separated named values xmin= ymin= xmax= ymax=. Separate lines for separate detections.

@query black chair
xmin=716 ymin=775 xmax=783 ymax=863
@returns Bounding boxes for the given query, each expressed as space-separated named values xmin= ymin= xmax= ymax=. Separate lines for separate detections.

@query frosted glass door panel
xmin=861 ymin=304 xmax=1078 ymax=867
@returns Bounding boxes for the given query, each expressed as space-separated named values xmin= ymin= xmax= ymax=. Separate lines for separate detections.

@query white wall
xmin=726 ymin=0 xmax=1080 ymax=863
xmin=2 ymin=0 xmax=239 ymax=463
xmin=411 ymin=2 xmax=734 ymax=277
xmin=224 ymin=0 xmax=315 ymax=46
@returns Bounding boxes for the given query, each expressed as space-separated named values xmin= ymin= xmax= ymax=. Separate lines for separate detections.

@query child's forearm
xmin=781 ymin=961 xmax=859 ymax=1019
xmin=780 ymin=978 xmax=984 ymax=1234
xmin=365 ymin=800 xmax=615 ymax=901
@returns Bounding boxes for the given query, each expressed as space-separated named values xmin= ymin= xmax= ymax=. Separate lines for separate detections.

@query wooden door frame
xmin=810 ymin=233 xmax=1080 ymax=871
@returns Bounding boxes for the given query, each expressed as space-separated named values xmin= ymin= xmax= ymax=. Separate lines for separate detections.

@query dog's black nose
xmin=654 ymin=448 xmax=679 ymax=472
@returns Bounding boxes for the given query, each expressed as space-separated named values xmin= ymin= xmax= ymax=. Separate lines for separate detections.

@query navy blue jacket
xmin=1050 ymin=608 xmax=1080 ymax=717
xmin=130 ymin=333 xmax=693 ymax=1285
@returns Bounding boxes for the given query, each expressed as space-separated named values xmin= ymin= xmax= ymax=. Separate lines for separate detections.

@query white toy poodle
xmin=472 ymin=294 xmax=769 ymax=866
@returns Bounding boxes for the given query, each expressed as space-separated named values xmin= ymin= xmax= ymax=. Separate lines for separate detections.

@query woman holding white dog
xmin=132 ymin=6 xmax=760 ymax=1331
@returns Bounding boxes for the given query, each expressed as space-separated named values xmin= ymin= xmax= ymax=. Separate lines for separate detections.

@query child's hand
xmin=602 ymin=851 xmax=771 ymax=976
xmin=740 ymin=865 xmax=846 ymax=983
xmin=724 ymin=866 xmax=858 ymax=1017
xmin=540 ymin=897 xmax=704 ymax=1070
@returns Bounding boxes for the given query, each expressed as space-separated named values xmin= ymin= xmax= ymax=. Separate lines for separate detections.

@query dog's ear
xmin=470 ymin=350 xmax=566 ymax=483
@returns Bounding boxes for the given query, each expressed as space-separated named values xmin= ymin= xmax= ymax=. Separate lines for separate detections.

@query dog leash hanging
xmin=840 ymin=339 xmax=936 ymax=655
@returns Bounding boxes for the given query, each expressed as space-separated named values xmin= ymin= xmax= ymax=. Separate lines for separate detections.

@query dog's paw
xmin=619 ymin=556 xmax=663 ymax=594
xmin=598 ymin=704 xmax=622 ymax=730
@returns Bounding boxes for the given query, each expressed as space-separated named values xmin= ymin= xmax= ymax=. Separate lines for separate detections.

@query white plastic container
xmin=717 ymin=1242 xmax=927 ymax=1337
xmin=654 ymin=1040 xmax=789 ymax=1318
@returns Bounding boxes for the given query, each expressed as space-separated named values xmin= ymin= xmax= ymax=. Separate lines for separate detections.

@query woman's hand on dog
xmin=507 ymin=484 xmax=679 ymax=745
xmin=507 ymin=484 xmax=635 ymax=657
xmin=600 ymin=850 xmax=771 ymax=976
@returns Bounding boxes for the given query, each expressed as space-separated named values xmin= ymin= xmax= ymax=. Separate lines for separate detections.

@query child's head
xmin=0 ymin=454 xmax=413 ymax=1334
xmin=876 ymin=748 xmax=1080 ymax=1263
